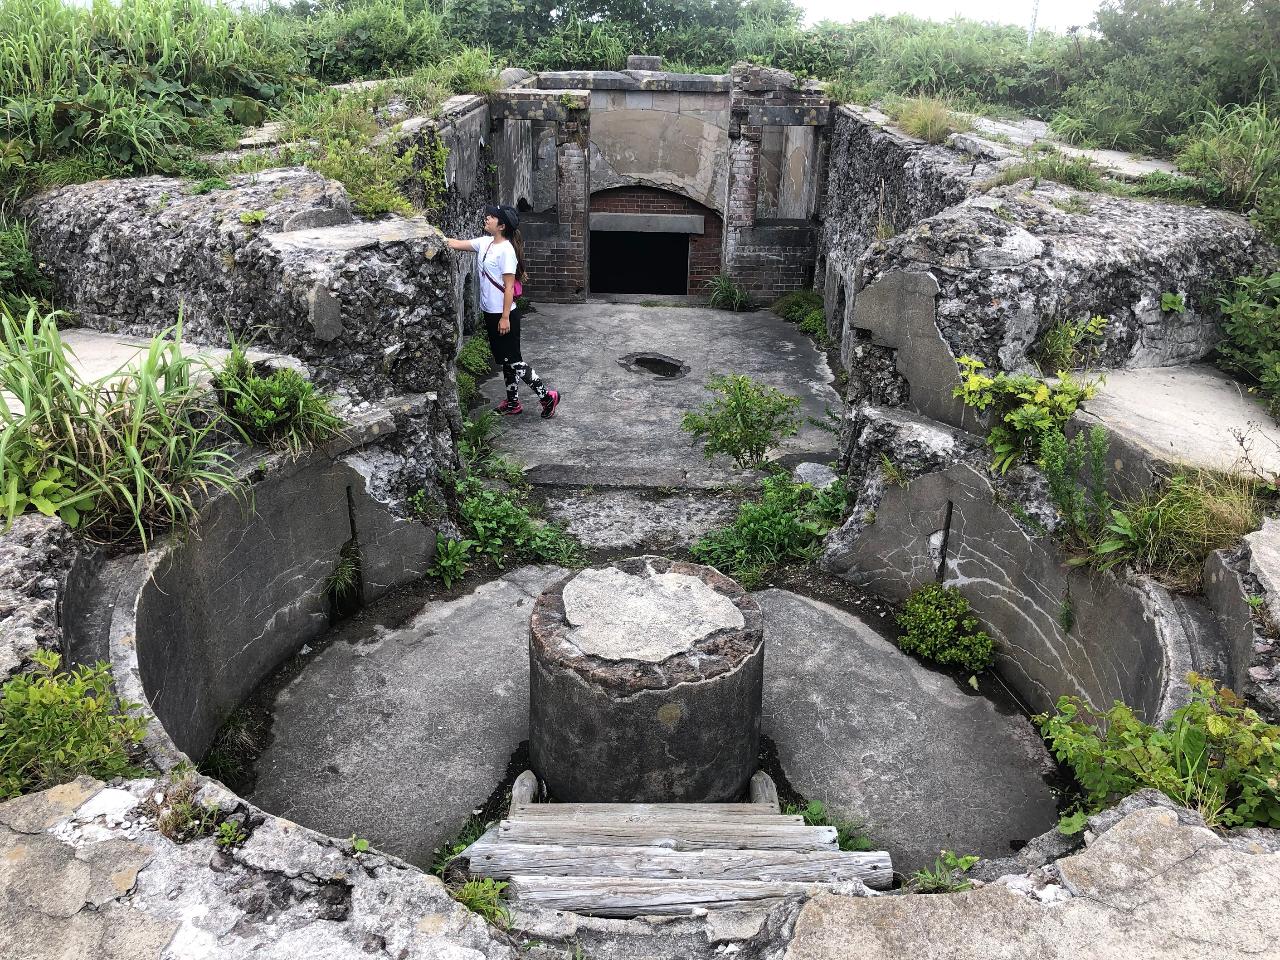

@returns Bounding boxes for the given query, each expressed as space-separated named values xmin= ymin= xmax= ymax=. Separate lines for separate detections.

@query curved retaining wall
xmin=824 ymin=453 xmax=1204 ymax=722
xmin=72 ymin=452 xmax=433 ymax=765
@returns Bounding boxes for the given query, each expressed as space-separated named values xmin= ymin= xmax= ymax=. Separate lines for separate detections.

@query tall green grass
xmin=0 ymin=300 xmax=239 ymax=545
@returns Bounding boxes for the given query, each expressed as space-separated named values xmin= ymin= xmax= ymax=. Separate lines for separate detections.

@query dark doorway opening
xmin=590 ymin=231 xmax=689 ymax=295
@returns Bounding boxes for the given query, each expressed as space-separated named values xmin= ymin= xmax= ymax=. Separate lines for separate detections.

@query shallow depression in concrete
xmin=224 ymin=564 xmax=1060 ymax=873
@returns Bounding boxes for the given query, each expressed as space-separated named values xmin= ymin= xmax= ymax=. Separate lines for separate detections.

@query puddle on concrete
xmin=617 ymin=351 xmax=689 ymax=379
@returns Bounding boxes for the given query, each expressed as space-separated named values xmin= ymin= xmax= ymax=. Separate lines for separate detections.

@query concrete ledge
xmin=493 ymin=88 xmax=590 ymax=121
xmin=589 ymin=212 xmax=705 ymax=234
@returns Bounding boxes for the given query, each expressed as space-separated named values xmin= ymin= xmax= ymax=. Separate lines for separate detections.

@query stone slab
xmin=758 ymin=588 xmax=1058 ymax=872
xmin=483 ymin=302 xmax=840 ymax=483
xmin=589 ymin=212 xmax=705 ymax=234
xmin=561 ymin=566 xmax=745 ymax=661
xmin=1074 ymin=362 xmax=1280 ymax=483
xmin=266 ymin=216 xmax=445 ymax=254
xmin=247 ymin=565 xmax=567 ymax=867
xmin=539 ymin=488 xmax=743 ymax=549
xmin=784 ymin=806 xmax=1280 ymax=960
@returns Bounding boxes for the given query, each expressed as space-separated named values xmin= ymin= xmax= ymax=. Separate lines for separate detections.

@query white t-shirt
xmin=470 ymin=237 xmax=518 ymax=314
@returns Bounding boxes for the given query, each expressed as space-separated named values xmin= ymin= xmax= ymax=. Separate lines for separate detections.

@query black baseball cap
xmin=483 ymin=204 xmax=519 ymax=231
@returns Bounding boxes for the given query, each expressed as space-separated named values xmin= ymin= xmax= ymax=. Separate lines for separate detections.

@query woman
xmin=445 ymin=205 xmax=559 ymax=419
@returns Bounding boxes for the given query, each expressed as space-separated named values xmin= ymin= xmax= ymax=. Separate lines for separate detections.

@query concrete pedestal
xmin=529 ymin=556 xmax=764 ymax=802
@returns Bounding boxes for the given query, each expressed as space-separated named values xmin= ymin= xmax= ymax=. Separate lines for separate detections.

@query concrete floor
xmin=245 ymin=574 xmax=1057 ymax=874
xmin=480 ymin=301 xmax=842 ymax=485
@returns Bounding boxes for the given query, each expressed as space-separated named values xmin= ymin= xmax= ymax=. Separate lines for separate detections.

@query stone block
xmin=626 ymin=55 xmax=663 ymax=71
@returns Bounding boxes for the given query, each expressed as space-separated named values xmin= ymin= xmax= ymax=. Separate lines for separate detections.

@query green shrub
xmin=981 ymin=152 xmax=1106 ymax=194
xmin=0 ymin=650 xmax=147 ymax=799
xmin=706 ymin=274 xmax=752 ymax=312
xmin=428 ymin=534 xmax=474 ymax=588
xmin=458 ymin=475 xmax=582 ymax=568
xmin=797 ymin=308 xmax=828 ymax=344
xmin=772 ymin=290 xmax=824 ymax=323
xmin=1039 ymin=673 xmax=1280 ymax=830
xmin=1039 ymin=426 xmax=1112 ymax=550
xmin=681 ymin=374 xmax=801 ymax=469
xmin=457 ymin=333 xmax=495 ymax=378
xmin=0 ymin=218 xmax=48 ymax=297
xmin=895 ymin=583 xmax=994 ymax=673
xmin=1215 ymin=270 xmax=1280 ymax=413
xmin=690 ymin=475 xmax=848 ymax=587
xmin=0 ymin=303 xmax=239 ymax=545
xmin=307 ymin=138 xmax=416 ymax=218
xmin=953 ymin=355 xmax=1099 ymax=473
xmin=215 ymin=344 xmax=343 ymax=454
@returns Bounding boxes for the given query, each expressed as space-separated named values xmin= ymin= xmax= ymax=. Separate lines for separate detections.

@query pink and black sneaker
xmin=495 ymin=398 xmax=523 ymax=416
xmin=540 ymin=389 xmax=560 ymax=419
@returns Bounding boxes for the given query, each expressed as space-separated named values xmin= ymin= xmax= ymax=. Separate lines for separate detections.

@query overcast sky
xmin=797 ymin=0 xmax=1102 ymax=34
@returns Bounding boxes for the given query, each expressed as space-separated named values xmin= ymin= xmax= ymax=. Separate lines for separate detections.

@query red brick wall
xmin=589 ymin=186 xmax=723 ymax=296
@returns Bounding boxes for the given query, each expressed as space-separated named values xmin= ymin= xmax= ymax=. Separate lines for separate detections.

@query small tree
xmin=680 ymin=374 xmax=801 ymax=468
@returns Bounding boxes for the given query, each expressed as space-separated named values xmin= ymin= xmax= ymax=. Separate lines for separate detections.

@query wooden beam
xmin=508 ymin=803 xmax=798 ymax=822
xmin=496 ymin=819 xmax=838 ymax=851
xmin=505 ymin=875 xmax=836 ymax=917
xmin=464 ymin=841 xmax=893 ymax=889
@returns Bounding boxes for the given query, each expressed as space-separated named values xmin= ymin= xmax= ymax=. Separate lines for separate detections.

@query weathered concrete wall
xmin=25 ymin=170 xmax=462 ymax=503
xmin=818 ymin=105 xmax=994 ymax=343
xmin=822 ymin=406 xmax=1206 ymax=722
xmin=76 ymin=447 xmax=434 ymax=763
xmin=587 ymin=88 xmax=731 ymax=215
xmin=395 ymin=94 xmax=495 ymax=336
xmin=844 ymin=183 xmax=1273 ymax=432
xmin=0 ymin=515 xmax=73 ymax=680
xmin=1203 ymin=522 xmax=1280 ymax=718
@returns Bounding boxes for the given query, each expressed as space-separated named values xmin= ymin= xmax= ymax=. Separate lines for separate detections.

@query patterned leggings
xmin=484 ymin=309 xmax=548 ymax=403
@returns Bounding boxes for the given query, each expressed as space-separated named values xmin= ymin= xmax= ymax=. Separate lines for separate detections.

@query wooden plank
xmin=509 ymin=803 xmax=795 ymax=821
xmin=749 ymin=772 xmax=781 ymax=811
xmin=510 ymin=771 xmax=539 ymax=807
xmin=507 ymin=809 xmax=803 ymax=828
xmin=464 ymin=841 xmax=894 ymax=889
xmin=496 ymin=820 xmax=837 ymax=851
xmin=505 ymin=875 xmax=835 ymax=917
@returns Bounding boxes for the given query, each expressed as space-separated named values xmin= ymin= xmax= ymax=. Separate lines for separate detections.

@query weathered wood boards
xmin=505 ymin=876 xmax=838 ymax=917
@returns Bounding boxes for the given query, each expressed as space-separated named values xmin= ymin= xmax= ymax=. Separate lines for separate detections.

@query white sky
xmin=797 ymin=0 xmax=1102 ymax=35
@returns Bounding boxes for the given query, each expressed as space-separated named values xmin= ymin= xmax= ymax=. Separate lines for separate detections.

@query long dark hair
xmin=498 ymin=222 xmax=528 ymax=283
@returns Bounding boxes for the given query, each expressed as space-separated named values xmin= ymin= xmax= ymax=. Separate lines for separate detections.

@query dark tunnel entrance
xmin=589 ymin=230 xmax=690 ymax=295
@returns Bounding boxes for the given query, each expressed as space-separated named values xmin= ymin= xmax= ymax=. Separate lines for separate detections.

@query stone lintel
xmin=492 ymin=89 xmax=590 ymax=121
xmin=589 ymin=212 xmax=705 ymax=235
xmin=739 ymin=104 xmax=830 ymax=126
xmin=267 ymin=217 xmax=445 ymax=255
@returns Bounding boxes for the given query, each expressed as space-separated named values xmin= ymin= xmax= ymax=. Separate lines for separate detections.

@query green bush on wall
xmin=896 ymin=583 xmax=994 ymax=674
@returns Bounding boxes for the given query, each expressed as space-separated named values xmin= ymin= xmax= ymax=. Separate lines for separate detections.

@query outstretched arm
xmin=445 ymin=237 xmax=475 ymax=251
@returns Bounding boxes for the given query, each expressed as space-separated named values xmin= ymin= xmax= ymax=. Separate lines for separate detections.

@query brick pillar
xmin=723 ymin=121 xmax=762 ymax=288
xmin=556 ymin=108 xmax=590 ymax=302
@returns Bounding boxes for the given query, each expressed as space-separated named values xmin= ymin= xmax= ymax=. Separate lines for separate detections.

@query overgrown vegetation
xmin=0 ymin=650 xmax=146 ymax=799
xmin=455 ymin=331 xmax=495 ymax=411
xmin=895 ymin=583 xmax=994 ymax=674
xmin=886 ymin=95 xmax=971 ymax=145
xmin=1215 ymin=270 xmax=1280 ymax=417
xmin=909 ymin=849 xmax=979 ymax=893
xmin=706 ymin=273 xmax=752 ymax=312
xmin=681 ymin=374 xmax=801 ymax=469
xmin=783 ymin=798 xmax=874 ymax=852
xmin=1034 ymin=314 xmax=1108 ymax=374
xmin=772 ymin=289 xmax=828 ymax=344
xmin=450 ymin=877 xmax=510 ymax=928
xmin=215 ymin=341 xmax=343 ymax=454
xmin=1040 ymin=673 xmax=1280 ymax=831
xmin=953 ymin=355 xmax=1099 ymax=474
xmin=0 ymin=303 xmax=239 ymax=545
xmin=690 ymin=474 xmax=848 ymax=588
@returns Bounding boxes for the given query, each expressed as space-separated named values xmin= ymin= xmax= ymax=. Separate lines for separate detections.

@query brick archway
xmin=588 ymin=186 xmax=723 ymax=296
